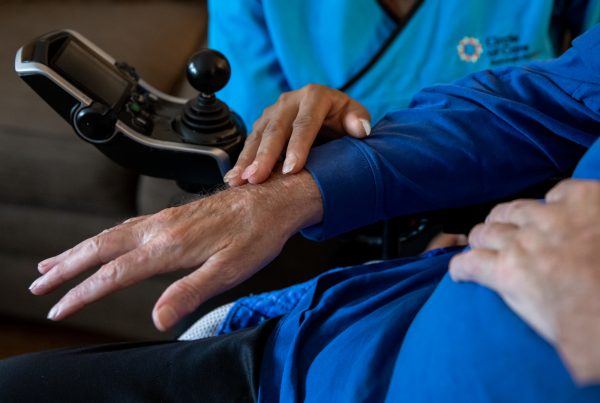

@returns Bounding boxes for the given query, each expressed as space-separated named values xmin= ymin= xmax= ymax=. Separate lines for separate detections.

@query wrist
xmin=231 ymin=169 xmax=324 ymax=238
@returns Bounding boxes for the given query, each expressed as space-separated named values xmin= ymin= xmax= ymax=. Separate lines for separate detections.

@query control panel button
xmin=129 ymin=102 xmax=142 ymax=113
xmin=133 ymin=116 xmax=151 ymax=131
xmin=74 ymin=103 xmax=117 ymax=143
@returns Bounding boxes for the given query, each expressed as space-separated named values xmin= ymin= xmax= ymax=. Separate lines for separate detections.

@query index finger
xmin=225 ymin=117 xmax=269 ymax=187
xmin=282 ymin=90 xmax=333 ymax=174
xmin=245 ymin=101 xmax=300 ymax=183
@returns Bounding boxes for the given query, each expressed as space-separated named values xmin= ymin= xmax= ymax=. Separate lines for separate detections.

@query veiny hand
xmin=449 ymin=179 xmax=600 ymax=384
xmin=224 ymin=84 xmax=371 ymax=186
xmin=30 ymin=171 xmax=323 ymax=331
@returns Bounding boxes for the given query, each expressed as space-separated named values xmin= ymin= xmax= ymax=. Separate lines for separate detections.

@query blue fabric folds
xmin=258 ymin=27 xmax=600 ymax=402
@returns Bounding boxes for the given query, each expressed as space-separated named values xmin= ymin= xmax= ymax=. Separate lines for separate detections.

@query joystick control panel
xmin=15 ymin=30 xmax=246 ymax=190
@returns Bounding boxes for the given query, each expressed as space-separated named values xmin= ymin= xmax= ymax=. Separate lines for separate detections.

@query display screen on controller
xmin=51 ymin=38 xmax=131 ymax=108
xmin=15 ymin=30 xmax=245 ymax=190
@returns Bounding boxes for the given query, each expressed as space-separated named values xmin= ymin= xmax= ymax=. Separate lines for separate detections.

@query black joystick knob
xmin=186 ymin=49 xmax=231 ymax=95
xmin=175 ymin=49 xmax=245 ymax=148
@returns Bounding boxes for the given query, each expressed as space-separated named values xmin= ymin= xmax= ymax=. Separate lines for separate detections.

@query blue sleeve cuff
xmin=302 ymin=137 xmax=380 ymax=241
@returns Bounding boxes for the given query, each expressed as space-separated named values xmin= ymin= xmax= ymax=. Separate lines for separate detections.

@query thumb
xmin=342 ymin=102 xmax=371 ymax=138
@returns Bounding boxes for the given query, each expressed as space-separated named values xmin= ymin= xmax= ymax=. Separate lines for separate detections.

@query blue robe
xmin=257 ymin=26 xmax=600 ymax=402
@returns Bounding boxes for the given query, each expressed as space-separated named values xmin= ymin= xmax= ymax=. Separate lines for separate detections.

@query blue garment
xmin=209 ymin=0 xmax=600 ymax=127
xmin=302 ymin=24 xmax=600 ymax=240
xmin=212 ymin=0 xmax=600 ymax=337
xmin=258 ymin=26 xmax=600 ymax=402
xmin=216 ymin=280 xmax=312 ymax=336
xmin=385 ymin=140 xmax=600 ymax=402
xmin=216 ymin=248 xmax=456 ymax=336
xmin=574 ymin=136 xmax=600 ymax=179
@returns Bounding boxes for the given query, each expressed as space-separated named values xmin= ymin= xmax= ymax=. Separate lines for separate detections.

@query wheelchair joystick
xmin=176 ymin=49 xmax=244 ymax=148
xmin=17 ymin=31 xmax=246 ymax=190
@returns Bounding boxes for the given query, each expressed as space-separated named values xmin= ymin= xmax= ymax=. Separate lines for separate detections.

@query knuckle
xmin=88 ymin=236 xmax=103 ymax=254
xmin=122 ymin=217 xmax=138 ymax=225
xmin=487 ymin=202 xmax=510 ymax=222
xmin=508 ymin=200 xmax=539 ymax=222
xmin=292 ymin=114 xmax=317 ymax=131
xmin=278 ymin=92 xmax=292 ymax=103
xmin=263 ymin=120 xmax=285 ymax=138
xmin=302 ymin=83 xmax=323 ymax=94
xmin=215 ymin=265 xmax=241 ymax=290
xmin=507 ymin=199 xmax=527 ymax=215
xmin=250 ymin=120 xmax=263 ymax=134
xmin=155 ymin=207 xmax=178 ymax=224
xmin=88 ymin=236 xmax=113 ymax=261
xmin=467 ymin=223 xmax=485 ymax=245
xmin=98 ymin=263 xmax=125 ymax=286
xmin=262 ymin=105 xmax=275 ymax=116
xmin=554 ymin=179 xmax=573 ymax=192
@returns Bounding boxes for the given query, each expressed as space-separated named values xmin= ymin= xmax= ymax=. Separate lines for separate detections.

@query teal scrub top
xmin=209 ymin=0 xmax=600 ymax=126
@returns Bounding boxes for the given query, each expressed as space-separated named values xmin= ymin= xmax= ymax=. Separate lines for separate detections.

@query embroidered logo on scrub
xmin=457 ymin=34 xmax=538 ymax=65
xmin=485 ymin=34 xmax=537 ymax=65
xmin=457 ymin=36 xmax=483 ymax=63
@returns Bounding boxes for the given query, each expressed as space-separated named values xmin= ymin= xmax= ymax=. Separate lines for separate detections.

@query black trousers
xmin=0 ymin=319 xmax=278 ymax=403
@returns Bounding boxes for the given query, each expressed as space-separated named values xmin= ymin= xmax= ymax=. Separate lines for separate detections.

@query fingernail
xmin=282 ymin=156 xmax=297 ymax=174
xmin=29 ymin=277 xmax=42 ymax=291
xmin=47 ymin=305 xmax=61 ymax=320
xmin=359 ymin=119 xmax=371 ymax=136
xmin=156 ymin=306 xmax=178 ymax=330
xmin=241 ymin=161 xmax=259 ymax=180
xmin=223 ymin=167 xmax=239 ymax=182
xmin=38 ymin=260 xmax=52 ymax=273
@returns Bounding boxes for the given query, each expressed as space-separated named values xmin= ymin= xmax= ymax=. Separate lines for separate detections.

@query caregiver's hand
xmin=224 ymin=84 xmax=371 ymax=186
xmin=30 ymin=170 xmax=323 ymax=331
xmin=449 ymin=179 xmax=600 ymax=385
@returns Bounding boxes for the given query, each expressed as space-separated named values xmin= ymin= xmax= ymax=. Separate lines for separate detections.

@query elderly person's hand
xmin=224 ymin=84 xmax=371 ymax=186
xmin=30 ymin=171 xmax=323 ymax=331
xmin=449 ymin=179 xmax=600 ymax=385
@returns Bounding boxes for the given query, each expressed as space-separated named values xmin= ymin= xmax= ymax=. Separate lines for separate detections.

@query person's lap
xmin=387 ymin=273 xmax=600 ymax=402
xmin=2 ymin=246 xmax=598 ymax=402
xmin=259 ymin=248 xmax=600 ymax=401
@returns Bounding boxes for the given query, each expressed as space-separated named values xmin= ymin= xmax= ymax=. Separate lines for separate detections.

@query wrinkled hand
xmin=224 ymin=84 xmax=371 ymax=186
xmin=449 ymin=180 xmax=600 ymax=384
xmin=31 ymin=171 xmax=322 ymax=331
